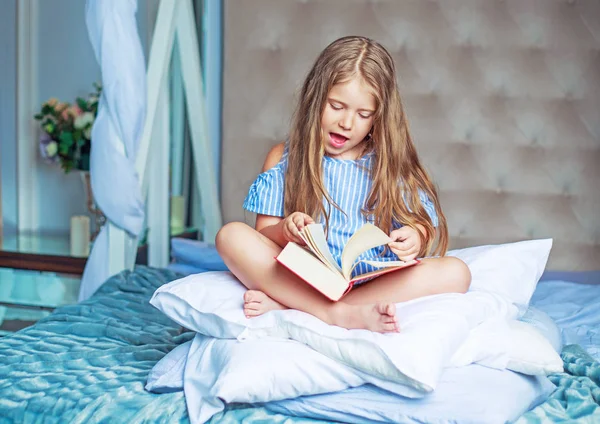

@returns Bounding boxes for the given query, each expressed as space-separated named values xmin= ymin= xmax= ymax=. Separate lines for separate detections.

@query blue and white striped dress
xmin=243 ymin=147 xmax=439 ymax=279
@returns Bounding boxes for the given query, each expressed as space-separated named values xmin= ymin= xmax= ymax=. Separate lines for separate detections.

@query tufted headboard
xmin=221 ymin=0 xmax=599 ymax=271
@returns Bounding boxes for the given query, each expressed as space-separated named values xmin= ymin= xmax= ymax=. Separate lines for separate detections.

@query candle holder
xmin=79 ymin=171 xmax=106 ymax=241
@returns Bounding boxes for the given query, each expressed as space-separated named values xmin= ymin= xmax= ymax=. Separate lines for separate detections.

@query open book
xmin=275 ymin=223 xmax=420 ymax=301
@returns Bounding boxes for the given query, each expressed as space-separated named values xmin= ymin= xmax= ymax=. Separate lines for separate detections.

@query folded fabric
xmin=166 ymin=262 xmax=211 ymax=277
xmin=170 ymin=238 xmax=229 ymax=271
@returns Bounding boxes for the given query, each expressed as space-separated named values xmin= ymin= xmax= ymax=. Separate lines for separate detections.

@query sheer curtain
xmin=78 ymin=0 xmax=146 ymax=301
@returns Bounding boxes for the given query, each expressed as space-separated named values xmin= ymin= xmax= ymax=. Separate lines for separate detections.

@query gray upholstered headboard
xmin=221 ymin=0 xmax=600 ymax=271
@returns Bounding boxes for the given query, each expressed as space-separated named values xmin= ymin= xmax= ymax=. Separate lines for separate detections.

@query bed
xmin=1 ymin=261 xmax=599 ymax=423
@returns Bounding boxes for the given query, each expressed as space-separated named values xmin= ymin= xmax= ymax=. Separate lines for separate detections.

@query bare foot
xmin=243 ymin=290 xmax=287 ymax=318
xmin=332 ymin=302 xmax=399 ymax=333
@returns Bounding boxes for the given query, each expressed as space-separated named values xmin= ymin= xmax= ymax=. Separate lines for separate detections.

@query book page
xmin=340 ymin=223 xmax=392 ymax=280
xmin=348 ymin=259 xmax=419 ymax=284
xmin=276 ymin=241 xmax=349 ymax=301
xmin=360 ymin=259 xmax=418 ymax=268
xmin=300 ymin=224 xmax=343 ymax=275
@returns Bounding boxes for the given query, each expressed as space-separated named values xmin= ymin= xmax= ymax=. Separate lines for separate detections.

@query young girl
xmin=216 ymin=36 xmax=471 ymax=333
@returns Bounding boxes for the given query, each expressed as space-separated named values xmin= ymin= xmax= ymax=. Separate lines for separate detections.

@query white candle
xmin=170 ymin=195 xmax=185 ymax=233
xmin=70 ymin=215 xmax=90 ymax=257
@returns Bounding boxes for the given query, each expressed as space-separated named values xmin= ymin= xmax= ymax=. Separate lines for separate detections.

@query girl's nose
xmin=339 ymin=113 xmax=352 ymax=130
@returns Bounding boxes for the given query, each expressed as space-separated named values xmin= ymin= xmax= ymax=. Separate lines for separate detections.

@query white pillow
xmin=447 ymin=239 xmax=553 ymax=309
xmin=149 ymin=271 xmax=276 ymax=339
xmin=182 ymin=334 xmax=427 ymax=424
xmin=145 ymin=341 xmax=191 ymax=393
xmin=450 ymin=318 xmax=563 ymax=376
xmin=240 ymin=290 xmax=518 ymax=390
xmin=150 ymin=237 xmax=552 ymax=389
xmin=519 ymin=306 xmax=562 ymax=353
xmin=151 ymin=272 xmax=519 ymax=390
xmin=506 ymin=320 xmax=564 ymax=375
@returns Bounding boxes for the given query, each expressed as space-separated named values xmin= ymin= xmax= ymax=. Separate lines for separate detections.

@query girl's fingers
xmin=389 ymin=240 xmax=415 ymax=251
xmin=389 ymin=245 xmax=419 ymax=259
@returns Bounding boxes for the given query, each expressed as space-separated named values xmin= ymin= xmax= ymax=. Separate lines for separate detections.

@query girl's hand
xmin=388 ymin=226 xmax=421 ymax=261
xmin=282 ymin=212 xmax=315 ymax=245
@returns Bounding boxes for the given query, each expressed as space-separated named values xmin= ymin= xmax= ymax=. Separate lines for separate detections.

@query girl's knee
xmin=444 ymin=257 xmax=471 ymax=293
xmin=215 ymin=222 xmax=252 ymax=255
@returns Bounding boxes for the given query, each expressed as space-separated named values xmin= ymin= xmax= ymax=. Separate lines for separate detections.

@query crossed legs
xmin=216 ymin=222 xmax=471 ymax=333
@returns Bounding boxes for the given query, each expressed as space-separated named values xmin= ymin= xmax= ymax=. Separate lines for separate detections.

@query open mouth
xmin=329 ymin=132 xmax=349 ymax=148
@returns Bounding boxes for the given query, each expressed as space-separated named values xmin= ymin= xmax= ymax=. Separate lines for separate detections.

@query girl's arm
xmin=255 ymin=142 xmax=288 ymax=247
xmin=256 ymin=214 xmax=287 ymax=247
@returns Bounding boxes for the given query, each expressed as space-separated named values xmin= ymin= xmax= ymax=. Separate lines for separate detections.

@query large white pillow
xmin=447 ymin=238 xmax=553 ymax=309
xmin=149 ymin=271 xmax=276 ymax=339
xmin=239 ymin=290 xmax=517 ymax=390
xmin=182 ymin=334 xmax=427 ymax=424
xmin=151 ymin=238 xmax=551 ymax=340
xmin=150 ymin=237 xmax=552 ymax=389
xmin=450 ymin=318 xmax=563 ymax=376
xmin=151 ymin=274 xmax=519 ymax=389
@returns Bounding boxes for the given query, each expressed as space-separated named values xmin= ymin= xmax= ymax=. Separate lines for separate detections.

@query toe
xmin=245 ymin=308 xmax=263 ymax=317
xmin=244 ymin=290 xmax=257 ymax=303
xmin=381 ymin=303 xmax=396 ymax=317
xmin=382 ymin=322 xmax=398 ymax=333
xmin=244 ymin=302 xmax=261 ymax=311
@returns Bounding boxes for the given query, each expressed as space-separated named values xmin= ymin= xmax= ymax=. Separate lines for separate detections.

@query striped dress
xmin=243 ymin=147 xmax=439 ymax=280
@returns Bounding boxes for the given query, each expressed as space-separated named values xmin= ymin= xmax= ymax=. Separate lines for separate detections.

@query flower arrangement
xmin=34 ymin=83 xmax=102 ymax=173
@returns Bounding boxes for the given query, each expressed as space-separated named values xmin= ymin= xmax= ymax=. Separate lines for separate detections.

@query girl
xmin=216 ymin=36 xmax=471 ymax=333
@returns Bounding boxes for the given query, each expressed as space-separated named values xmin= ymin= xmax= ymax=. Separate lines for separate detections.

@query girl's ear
xmin=365 ymin=126 xmax=374 ymax=141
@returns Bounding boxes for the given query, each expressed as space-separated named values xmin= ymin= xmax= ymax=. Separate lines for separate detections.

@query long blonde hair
xmin=284 ymin=36 xmax=448 ymax=257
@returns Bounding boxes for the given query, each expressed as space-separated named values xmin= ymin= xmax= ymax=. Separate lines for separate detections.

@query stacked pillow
xmin=149 ymin=238 xmax=561 ymax=423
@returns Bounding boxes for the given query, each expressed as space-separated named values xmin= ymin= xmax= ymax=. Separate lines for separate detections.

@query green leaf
xmin=77 ymin=97 xmax=88 ymax=110
xmin=59 ymin=143 xmax=70 ymax=155
xmin=59 ymin=132 xmax=74 ymax=147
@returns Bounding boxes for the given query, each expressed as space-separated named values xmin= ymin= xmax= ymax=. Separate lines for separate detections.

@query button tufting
xmin=222 ymin=0 xmax=600 ymax=271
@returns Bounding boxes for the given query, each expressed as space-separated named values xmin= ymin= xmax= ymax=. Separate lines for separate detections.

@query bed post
xmin=125 ymin=0 xmax=222 ymax=270
xmin=175 ymin=0 xmax=222 ymax=243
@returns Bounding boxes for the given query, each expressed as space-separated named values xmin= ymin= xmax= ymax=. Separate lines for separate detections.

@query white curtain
xmin=78 ymin=0 xmax=146 ymax=301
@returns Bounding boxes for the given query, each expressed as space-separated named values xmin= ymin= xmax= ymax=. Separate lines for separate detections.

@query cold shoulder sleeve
xmin=243 ymin=159 xmax=286 ymax=217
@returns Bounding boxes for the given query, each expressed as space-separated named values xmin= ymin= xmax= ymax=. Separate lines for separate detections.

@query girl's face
xmin=321 ymin=77 xmax=376 ymax=160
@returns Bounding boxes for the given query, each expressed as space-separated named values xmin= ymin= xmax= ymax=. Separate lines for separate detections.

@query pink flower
xmin=68 ymin=105 xmax=83 ymax=117
xmin=47 ymin=98 xmax=58 ymax=107
xmin=55 ymin=102 xmax=68 ymax=112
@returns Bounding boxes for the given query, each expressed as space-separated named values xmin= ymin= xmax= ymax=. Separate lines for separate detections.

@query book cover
xmin=275 ymin=223 xmax=420 ymax=301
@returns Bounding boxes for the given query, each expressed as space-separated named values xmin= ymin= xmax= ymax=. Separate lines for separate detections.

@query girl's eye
xmin=359 ymin=113 xmax=372 ymax=119
xmin=330 ymin=103 xmax=342 ymax=110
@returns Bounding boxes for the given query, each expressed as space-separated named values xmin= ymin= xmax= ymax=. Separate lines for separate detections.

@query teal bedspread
xmin=0 ymin=266 xmax=598 ymax=424
xmin=516 ymin=344 xmax=600 ymax=423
